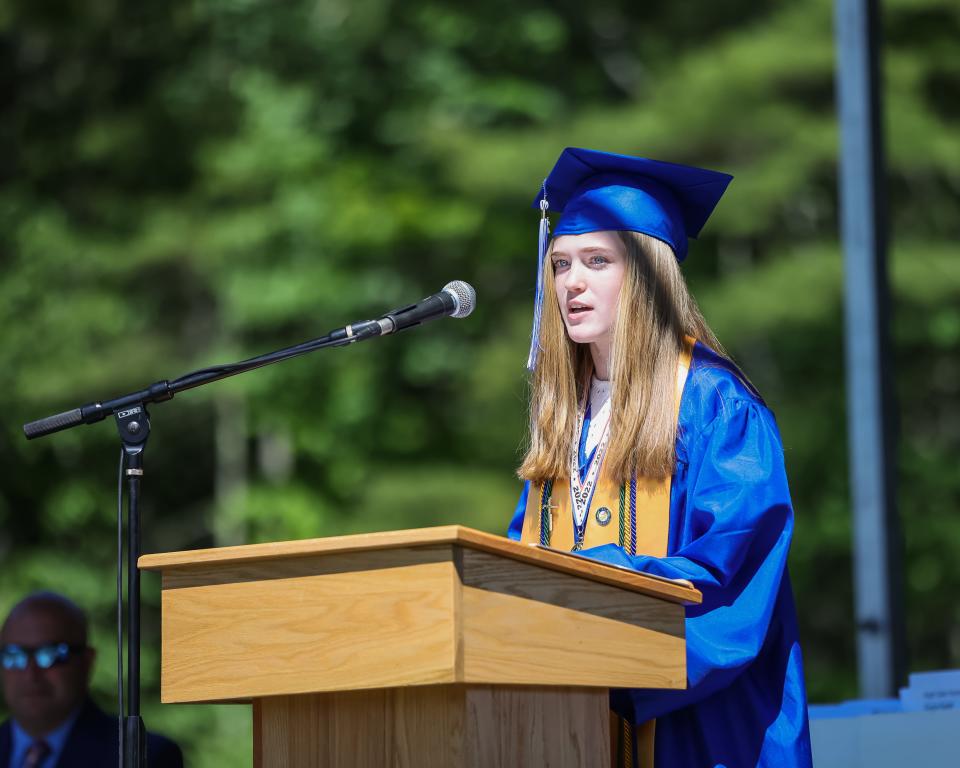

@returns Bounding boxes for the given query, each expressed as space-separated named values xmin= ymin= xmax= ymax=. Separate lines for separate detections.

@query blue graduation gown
xmin=508 ymin=342 xmax=813 ymax=768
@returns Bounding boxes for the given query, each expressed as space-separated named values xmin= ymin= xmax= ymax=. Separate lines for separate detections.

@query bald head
xmin=1 ymin=592 xmax=88 ymax=646
xmin=1 ymin=591 xmax=94 ymax=737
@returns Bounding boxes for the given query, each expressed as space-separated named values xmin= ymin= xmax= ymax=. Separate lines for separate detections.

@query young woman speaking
xmin=508 ymin=148 xmax=813 ymax=768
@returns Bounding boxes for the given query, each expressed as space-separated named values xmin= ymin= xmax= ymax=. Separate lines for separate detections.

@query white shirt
xmin=583 ymin=377 xmax=612 ymax=460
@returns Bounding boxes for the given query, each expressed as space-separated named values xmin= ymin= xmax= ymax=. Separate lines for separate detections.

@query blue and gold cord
xmin=617 ymin=482 xmax=627 ymax=548
xmin=538 ymin=480 xmax=554 ymax=546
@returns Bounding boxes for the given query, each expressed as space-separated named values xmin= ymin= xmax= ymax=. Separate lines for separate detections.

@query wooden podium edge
xmin=139 ymin=525 xmax=701 ymax=606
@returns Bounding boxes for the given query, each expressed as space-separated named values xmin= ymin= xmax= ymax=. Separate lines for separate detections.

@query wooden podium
xmin=139 ymin=526 xmax=701 ymax=767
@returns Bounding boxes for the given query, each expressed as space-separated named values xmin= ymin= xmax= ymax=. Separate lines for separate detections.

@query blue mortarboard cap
xmin=532 ymin=147 xmax=733 ymax=261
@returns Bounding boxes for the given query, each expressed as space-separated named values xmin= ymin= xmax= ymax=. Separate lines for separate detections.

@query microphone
xmin=343 ymin=280 xmax=476 ymax=341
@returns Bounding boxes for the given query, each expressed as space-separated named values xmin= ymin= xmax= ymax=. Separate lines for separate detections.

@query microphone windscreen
xmin=443 ymin=280 xmax=476 ymax=319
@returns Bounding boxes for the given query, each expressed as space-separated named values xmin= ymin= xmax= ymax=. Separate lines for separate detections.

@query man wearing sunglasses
xmin=0 ymin=592 xmax=182 ymax=768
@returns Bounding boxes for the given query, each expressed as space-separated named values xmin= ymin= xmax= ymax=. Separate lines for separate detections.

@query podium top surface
xmin=139 ymin=525 xmax=701 ymax=605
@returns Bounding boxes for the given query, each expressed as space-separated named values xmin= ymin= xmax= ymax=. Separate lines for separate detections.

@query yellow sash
xmin=519 ymin=338 xmax=693 ymax=768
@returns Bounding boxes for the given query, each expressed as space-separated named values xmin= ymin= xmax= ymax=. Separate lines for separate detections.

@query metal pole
xmin=117 ymin=407 xmax=149 ymax=767
xmin=125 ymin=451 xmax=145 ymax=767
xmin=833 ymin=0 xmax=906 ymax=697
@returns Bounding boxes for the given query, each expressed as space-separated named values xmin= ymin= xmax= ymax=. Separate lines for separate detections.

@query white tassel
xmin=526 ymin=195 xmax=550 ymax=371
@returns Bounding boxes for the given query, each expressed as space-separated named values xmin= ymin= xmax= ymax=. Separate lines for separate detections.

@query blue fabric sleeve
xmin=578 ymin=399 xmax=794 ymax=722
xmin=506 ymin=480 xmax=530 ymax=541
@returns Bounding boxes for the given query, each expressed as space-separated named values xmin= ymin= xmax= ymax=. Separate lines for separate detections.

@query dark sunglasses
xmin=1 ymin=643 xmax=86 ymax=671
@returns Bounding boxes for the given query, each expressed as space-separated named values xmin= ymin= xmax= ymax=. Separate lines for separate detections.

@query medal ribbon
xmin=568 ymin=384 xmax=612 ymax=549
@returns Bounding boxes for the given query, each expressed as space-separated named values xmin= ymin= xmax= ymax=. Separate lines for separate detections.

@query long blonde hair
xmin=518 ymin=230 xmax=726 ymax=484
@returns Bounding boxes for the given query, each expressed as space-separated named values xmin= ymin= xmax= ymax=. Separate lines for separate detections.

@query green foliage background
xmin=1 ymin=0 xmax=958 ymax=763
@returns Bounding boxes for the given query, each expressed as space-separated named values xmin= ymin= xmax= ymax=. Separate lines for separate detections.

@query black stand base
xmin=124 ymin=715 xmax=147 ymax=767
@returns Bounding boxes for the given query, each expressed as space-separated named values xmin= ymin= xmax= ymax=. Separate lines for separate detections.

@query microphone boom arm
xmin=22 ymin=278 xmax=475 ymax=439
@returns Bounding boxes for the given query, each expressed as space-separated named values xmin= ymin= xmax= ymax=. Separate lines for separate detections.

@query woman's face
xmin=551 ymin=230 xmax=627 ymax=350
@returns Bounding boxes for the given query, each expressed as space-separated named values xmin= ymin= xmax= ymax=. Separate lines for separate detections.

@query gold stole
xmin=519 ymin=338 xmax=694 ymax=768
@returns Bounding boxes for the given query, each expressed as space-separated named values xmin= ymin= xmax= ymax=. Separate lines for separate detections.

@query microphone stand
xmin=23 ymin=319 xmax=386 ymax=768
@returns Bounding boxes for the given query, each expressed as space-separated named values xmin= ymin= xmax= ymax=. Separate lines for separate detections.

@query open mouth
xmin=568 ymin=305 xmax=592 ymax=314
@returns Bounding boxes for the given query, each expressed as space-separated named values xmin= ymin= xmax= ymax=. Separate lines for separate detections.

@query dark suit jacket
xmin=0 ymin=698 xmax=183 ymax=768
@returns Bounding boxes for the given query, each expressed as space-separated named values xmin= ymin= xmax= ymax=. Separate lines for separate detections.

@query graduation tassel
xmin=526 ymin=189 xmax=550 ymax=371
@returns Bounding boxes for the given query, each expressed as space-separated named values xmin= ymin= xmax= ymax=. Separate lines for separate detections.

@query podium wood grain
xmin=254 ymin=686 xmax=610 ymax=768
